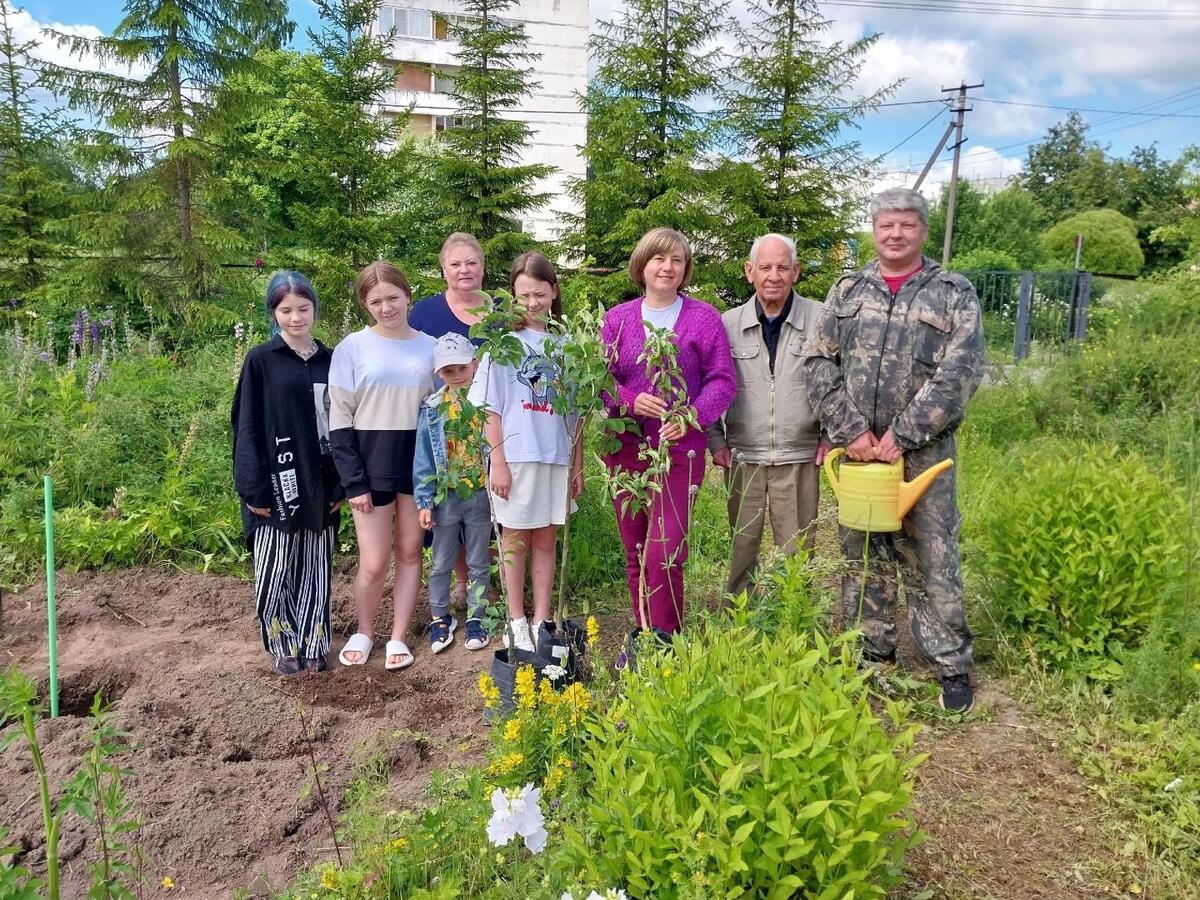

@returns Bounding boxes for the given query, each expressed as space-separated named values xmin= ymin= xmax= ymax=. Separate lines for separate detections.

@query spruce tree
xmin=718 ymin=0 xmax=885 ymax=294
xmin=567 ymin=0 xmax=728 ymax=274
xmin=41 ymin=0 xmax=292 ymax=314
xmin=278 ymin=0 xmax=424 ymax=304
xmin=0 ymin=0 xmax=75 ymax=299
xmin=435 ymin=0 xmax=552 ymax=261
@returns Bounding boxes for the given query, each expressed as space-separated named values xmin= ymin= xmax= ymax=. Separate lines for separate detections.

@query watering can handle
xmin=823 ymin=447 xmax=844 ymax=499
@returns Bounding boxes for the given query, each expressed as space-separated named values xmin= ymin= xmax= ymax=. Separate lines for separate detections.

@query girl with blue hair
xmin=232 ymin=270 xmax=345 ymax=674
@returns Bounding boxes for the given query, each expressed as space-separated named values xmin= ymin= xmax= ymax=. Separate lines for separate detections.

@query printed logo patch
xmin=280 ymin=469 xmax=299 ymax=503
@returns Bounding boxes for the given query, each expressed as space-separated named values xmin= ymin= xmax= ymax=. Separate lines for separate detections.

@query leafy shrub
xmin=1043 ymin=208 xmax=1144 ymax=275
xmin=978 ymin=444 xmax=1183 ymax=677
xmin=950 ymin=248 xmax=1020 ymax=271
xmin=568 ymin=628 xmax=922 ymax=898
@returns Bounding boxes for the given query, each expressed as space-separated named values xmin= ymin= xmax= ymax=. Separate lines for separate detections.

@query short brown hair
xmin=439 ymin=232 xmax=485 ymax=264
xmin=628 ymin=227 xmax=693 ymax=290
xmin=354 ymin=261 xmax=411 ymax=309
xmin=509 ymin=251 xmax=562 ymax=322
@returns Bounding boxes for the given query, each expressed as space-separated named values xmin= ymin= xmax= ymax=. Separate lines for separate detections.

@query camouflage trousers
xmin=838 ymin=437 xmax=973 ymax=677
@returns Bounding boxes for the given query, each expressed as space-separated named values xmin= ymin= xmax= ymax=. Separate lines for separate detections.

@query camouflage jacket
xmin=802 ymin=257 xmax=984 ymax=450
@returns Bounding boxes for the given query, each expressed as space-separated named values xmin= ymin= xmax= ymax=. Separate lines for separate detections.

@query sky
xmin=17 ymin=0 xmax=1200 ymax=199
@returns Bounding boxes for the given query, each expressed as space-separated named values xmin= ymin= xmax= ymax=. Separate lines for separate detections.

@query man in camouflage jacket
xmin=804 ymin=187 xmax=984 ymax=713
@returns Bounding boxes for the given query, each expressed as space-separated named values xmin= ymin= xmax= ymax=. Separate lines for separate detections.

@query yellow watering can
xmin=822 ymin=448 xmax=954 ymax=532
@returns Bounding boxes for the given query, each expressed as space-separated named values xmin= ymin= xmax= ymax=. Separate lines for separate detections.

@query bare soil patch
xmin=0 ymin=569 xmax=490 ymax=897
xmin=1 ymin=570 xmax=1136 ymax=898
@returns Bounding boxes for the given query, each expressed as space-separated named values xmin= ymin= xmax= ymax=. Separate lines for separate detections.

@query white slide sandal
xmin=338 ymin=633 xmax=373 ymax=666
xmin=384 ymin=640 xmax=415 ymax=670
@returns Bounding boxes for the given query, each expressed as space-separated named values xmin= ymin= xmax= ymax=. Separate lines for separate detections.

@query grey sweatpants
xmin=429 ymin=490 xmax=491 ymax=620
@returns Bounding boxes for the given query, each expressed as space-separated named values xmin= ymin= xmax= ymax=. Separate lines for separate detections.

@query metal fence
xmin=959 ymin=269 xmax=1091 ymax=362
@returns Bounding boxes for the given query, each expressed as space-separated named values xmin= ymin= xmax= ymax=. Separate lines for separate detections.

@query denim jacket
xmin=413 ymin=387 xmax=486 ymax=510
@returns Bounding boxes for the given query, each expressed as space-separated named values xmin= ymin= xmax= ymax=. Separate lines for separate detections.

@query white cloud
xmin=9 ymin=7 xmax=145 ymax=78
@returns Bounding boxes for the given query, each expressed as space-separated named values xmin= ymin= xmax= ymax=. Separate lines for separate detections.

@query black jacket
xmin=231 ymin=336 xmax=344 ymax=548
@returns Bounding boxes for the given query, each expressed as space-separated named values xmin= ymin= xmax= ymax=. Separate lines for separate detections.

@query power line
xmin=974 ymin=96 xmax=1200 ymax=118
xmin=819 ymin=0 xmax=1200 ymax=20
xmin=877 ymin=104 xmax=947 ymax=158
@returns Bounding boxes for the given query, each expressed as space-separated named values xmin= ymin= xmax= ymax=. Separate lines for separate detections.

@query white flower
xmin=1164 ymin=777 xmax=1183 ymax=793
xmin=585 ymin=891 xmax=628 ymax=900
xmin=486 ymin=783 xmax=547 ymax=853
xmin=543 ymin=664 xmax=567 ymax=682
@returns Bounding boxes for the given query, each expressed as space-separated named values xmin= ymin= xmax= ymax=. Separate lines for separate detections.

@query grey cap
xmin=433 ymin=332 xmax=476 ymax=372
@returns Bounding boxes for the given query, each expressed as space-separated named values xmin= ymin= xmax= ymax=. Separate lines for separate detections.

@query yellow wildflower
xmin=160 ymin=876 xmax=175 ymax=891
xmin=390 ymin=837 xmax=409 ymax=850
xmin=586 ymin=615 xmax=600 ymax=648
xmin=662 ymin=665 xmax=674 ymax=678
xmin=561 ymin=682 xmax=591 ymax=725
xmin=478 ymin=672 xmax=501 ymax=709
xmin=557 ymin=754 xmax=572 ymax=770
xmin=1193 ymin=662 xmax=1200 ymax=672
xmin=543 ymin=765 xmax=564 ymax=793
xmin=488 ymin=751 xmax=525 ymax=775
xmin=503 ymin=717 xmax=523 ymax=742
xmin=515 ymin=665 xmax=537 ymax=711
xmin=538 ymin=678 xmax=558 ymax=707
xmin=319 ymin=866 xmax=340 ymax=890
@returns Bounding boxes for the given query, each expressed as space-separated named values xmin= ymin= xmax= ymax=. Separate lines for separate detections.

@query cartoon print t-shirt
xmin=467 ymin=328 xmax=573 ymax=466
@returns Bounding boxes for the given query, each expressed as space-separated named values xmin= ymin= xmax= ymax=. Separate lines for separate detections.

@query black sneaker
xmin=430 ymin=615 xmax=457 ymax=654
xmin=939 ymin=673 xmax=974 ymax=713
xmin=301 ymin=655 xmax=328 ymax=673
xmin=464 ymin=618 xmax=489 ymax=651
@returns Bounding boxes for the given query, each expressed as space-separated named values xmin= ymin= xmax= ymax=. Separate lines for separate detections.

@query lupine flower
xmin=233 ymin=321 xmax=245 ymax=341
xmin=71 ymin=309 xmax=86 ymax=346
xmin=90 ymin=322 xmax=101 ymax=347
xmin=486 ymin=783 xmax=547 ymax=853
xmin=39 ymin=351 xmax=52 ymax=364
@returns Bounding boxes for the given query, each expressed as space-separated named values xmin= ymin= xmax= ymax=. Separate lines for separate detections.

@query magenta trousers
xmin=606 ymin=441 xmax=707 ymax=634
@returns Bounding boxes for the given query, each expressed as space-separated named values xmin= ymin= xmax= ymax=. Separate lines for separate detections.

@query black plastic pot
xmin=536 ymin=619 xmax=587 ymax=678
xmin=485 ymin=646 xmax=556 ymax=724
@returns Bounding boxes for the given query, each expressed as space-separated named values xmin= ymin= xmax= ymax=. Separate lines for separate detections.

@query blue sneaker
xmin=464 ymin=618 xmax=489 ymax=651
xmin=430 ymin=615 xmax=457 ymax=654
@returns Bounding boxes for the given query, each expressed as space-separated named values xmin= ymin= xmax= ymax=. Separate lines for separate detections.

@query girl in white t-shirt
xmin=468 ymin=252 xmax=583 ymax=652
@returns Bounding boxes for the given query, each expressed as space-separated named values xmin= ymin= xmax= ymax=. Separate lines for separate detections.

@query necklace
xmin=287 ymin=338 xmax=318 ymax=360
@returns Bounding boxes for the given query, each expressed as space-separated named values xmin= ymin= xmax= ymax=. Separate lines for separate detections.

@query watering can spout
xmin=897 ymin=458 xmax=955 ymax=519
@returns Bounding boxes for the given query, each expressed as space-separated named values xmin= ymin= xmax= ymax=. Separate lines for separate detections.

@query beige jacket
xmin=706 ymin=291 xmax=824 ymax=465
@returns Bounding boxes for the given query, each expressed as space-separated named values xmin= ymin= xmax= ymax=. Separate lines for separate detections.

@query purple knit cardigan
xmin=601 ymin=294 xmax=737 ymax=455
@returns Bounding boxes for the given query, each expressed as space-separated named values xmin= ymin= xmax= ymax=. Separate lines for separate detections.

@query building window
xmin=432 ymin=66 xmax=457 ymax=94
xmin=393 ymin=62 xmax=431 ymax=92
xmin=434 ymin=115 xmax=466 ymax=133
xmin=379 ymin=5 xmax=433 ymax=39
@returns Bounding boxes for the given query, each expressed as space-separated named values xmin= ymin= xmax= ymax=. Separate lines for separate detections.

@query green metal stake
xmin=44 ymin=474 xmax=59 ymax=718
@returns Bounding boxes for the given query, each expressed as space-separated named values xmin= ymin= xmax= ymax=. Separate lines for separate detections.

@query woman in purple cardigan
xmin=602 ymin=227 xmax=736 ymax=636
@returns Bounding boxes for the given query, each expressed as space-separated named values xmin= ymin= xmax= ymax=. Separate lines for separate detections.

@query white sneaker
xmin=503 ymin=617 xmax=535 ymax=652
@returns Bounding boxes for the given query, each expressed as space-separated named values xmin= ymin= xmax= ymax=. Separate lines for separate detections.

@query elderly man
xmin=707 ymin=233 xmax=825 ymax=597
xmin=804 ymin=188 xmax=984 ymax=713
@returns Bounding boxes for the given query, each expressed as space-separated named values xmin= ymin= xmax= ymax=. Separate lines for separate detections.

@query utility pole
xmin=939 ymin=80 xmax=983 ymax=266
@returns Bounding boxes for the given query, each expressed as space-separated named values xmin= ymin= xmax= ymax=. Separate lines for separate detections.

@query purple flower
xmin=71 ymin=309 xmax=86 ymax=347
xmin=549 ymin=798 xmax=561 ymax=810
xmin=39 ymin=351 xmax=52 ymax=364
xmin=616 ymin=720 xmax=627 ymax=732
xmin=91 ymin=323 xmax=101 ymax=346
xmin=6 ymin=297 xmax=17 ymax=309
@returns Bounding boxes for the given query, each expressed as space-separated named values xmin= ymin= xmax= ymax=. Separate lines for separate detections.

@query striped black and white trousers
xmin=252 ymin=524 xmax=335 ymax=660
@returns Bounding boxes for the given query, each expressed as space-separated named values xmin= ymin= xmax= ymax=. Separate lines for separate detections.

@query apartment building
xmin=374 ymin=0 xmax=589 ymax=242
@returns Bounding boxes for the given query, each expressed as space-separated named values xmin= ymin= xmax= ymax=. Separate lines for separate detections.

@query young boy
xmin=414 ymin=333 xmax=491 ymax=653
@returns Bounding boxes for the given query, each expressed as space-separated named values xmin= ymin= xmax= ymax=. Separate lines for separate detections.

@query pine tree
xmin=0 ymin=0 xmax=76 ymax=299
xmin=718 ymin=0 xmax=885 ymax=294
xmin=41 ymin=0 xmax=292 ymax=314
xmin=567 ymin=0 xmax=728 ymax=273
xmin=434 ymin=0 xmax=552 ymax=261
